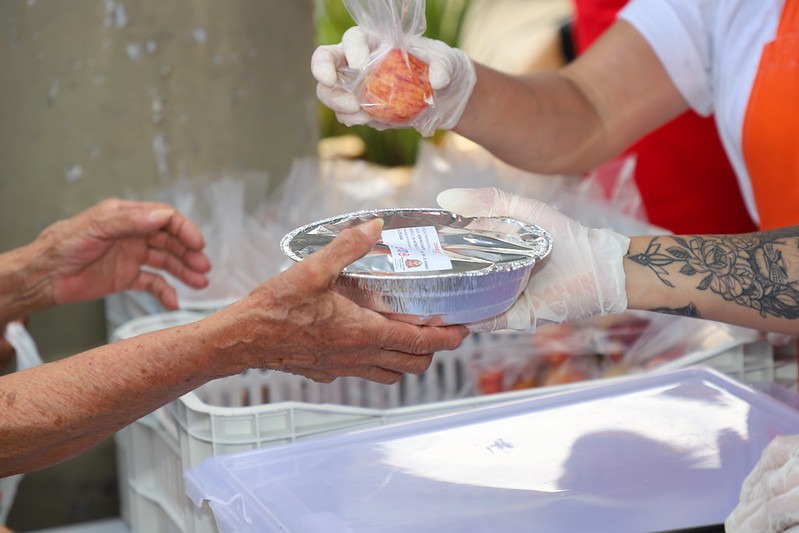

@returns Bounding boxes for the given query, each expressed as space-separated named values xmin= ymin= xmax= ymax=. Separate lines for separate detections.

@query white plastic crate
xmin=115 ymin=312 xmax=506 ymax=533
xmin=105 ymin=291 xmax=237 ymax=343
xmin=113 ymin=311 xmax=786 ymax=533
xmin=184 ymin=368 xmax=799 ymax=533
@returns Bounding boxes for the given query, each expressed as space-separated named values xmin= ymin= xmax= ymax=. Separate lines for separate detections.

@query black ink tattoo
xmin=647 ymin=304 xmax=701 ymax=318
xmin=629 ymin=229 xmax=799 ymax=319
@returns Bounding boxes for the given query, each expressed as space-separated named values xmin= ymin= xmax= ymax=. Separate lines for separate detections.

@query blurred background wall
xmin=0 ymin=0 xmax=317 ymax=529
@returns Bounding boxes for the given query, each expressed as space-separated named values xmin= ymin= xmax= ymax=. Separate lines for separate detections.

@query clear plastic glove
xmin=726 ymin=435 xmax=799 ymax=533
xmin=436 ymin=187 xmax=630 ymax=332
xmin=311 ymin=25 xmax=476 ymax=137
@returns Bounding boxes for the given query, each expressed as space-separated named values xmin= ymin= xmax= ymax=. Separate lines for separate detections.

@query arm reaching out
xmin=453 ymin=20 xmax=689 ymax=175
xmin=0 ymin=219 xmax=467 ymax=476
xmin=0 ymin=198 xmax=211 ymax=324
xmin=625 ymin=228 xmax=799 ymax=332
xmin=313 ymin=19 xmax=688 ymax=175
xmin=438 ymin=187 xmax=799 ymax=335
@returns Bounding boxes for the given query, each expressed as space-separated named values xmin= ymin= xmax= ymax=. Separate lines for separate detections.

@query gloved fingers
xmin=465 ymin=315 xmax=506 ymax=333
xmin=437 ymin=187 xmax=512 ymax=218
xmin=437 ymin=187 xmax=559 ymax=228
xmin=311 ymin=28 xmax=374 ymax=87
xmin=740 ymin=436 xmax=799 ymax=499
xmin=439 ymin=186 xmax=628 ymax=328
xmin=316 ymin=84 xmax=363 ymax=115
xmin=421 ymin=36 xmax=466 ymax=90
xmin=336 ymin=110 xmax=373 ymax=128
xmin=399 ymin=38 xmax=475 ymax=134
xmin=761 ymin=436 xmax=799 ymax=472
xmin=755 ymin=455 xmax=799 ymax=502
xmin=437 ymin=187 xmax=584 ymax=241
xmin=726 ymin=496 xmax=766 ymax=533
xmin=765 ymin=484 xmax=799 ymax=531
xmin=341 ymin=26 xmax=373 ymax=70
xmin=465 ymin=293 xmax=536 ymax=333
xmin=428 ymin=59 xmax=452 ymax=91
xmin=503 ymin=292 xmax=537 ymax=331
xmin=728 ymin=484 xmax=799 ymax=533
xmin=727 ymin=437 xmax=799 ymax=533
xmin=311 ymin=44 xmax=347 ymax=87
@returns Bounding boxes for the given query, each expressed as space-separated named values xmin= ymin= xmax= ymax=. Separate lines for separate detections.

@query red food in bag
xmin=362 ymin=49 xmax=432 ymax=123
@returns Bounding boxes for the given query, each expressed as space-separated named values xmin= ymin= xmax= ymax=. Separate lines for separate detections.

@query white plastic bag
xmin=0 ymin=321 xmax=43 ymax=525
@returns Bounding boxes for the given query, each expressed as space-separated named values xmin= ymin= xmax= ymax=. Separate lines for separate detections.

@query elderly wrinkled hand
xmin=311 ymin=26 xmax=476 ymax=137
xmin=436 ymin=187 xmax=630 ymax=332
xmin=213 ymin=219 xmax=469 ymax=384
xmin=726 ymin=435 xmax=799 ymax=533
xmin=32 ymin=199 xmax=211 ymax=311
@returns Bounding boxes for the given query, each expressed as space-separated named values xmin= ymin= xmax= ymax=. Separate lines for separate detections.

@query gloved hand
xmin=436 ymin=187 xmax=630 ymax=332
xmin=311 ymin=26 xmax=476 ymax=137
xmin=726 ymin=435 xmax=799 ymax=532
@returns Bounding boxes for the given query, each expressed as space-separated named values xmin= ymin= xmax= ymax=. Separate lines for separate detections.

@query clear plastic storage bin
xmin=113 ymin=311 xmax=789 ymax=533
xmin=186 ymin=367 xmax=799 ymax=533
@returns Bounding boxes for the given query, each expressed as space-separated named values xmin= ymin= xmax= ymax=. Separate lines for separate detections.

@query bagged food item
xmin=340 ymin=0 xmax=429 ymax=127
xmin=467 ymin=312 xmax=757 ymax=394
xmin=338 ymin=0 xmax=467 ymax=134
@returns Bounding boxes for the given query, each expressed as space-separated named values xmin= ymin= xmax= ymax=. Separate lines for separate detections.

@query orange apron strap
xmin=742 ymin=0 xmax=799 ymax=230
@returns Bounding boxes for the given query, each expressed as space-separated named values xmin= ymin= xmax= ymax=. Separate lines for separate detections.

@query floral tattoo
xmin=629 ymin=229 xmax=799 ymax=319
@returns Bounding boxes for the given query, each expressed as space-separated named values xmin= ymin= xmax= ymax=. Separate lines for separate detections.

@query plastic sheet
xmin=186 ymin=367 xmax=799 ymax=533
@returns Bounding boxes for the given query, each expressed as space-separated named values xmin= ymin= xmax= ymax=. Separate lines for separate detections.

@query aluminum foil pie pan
xmin=280 ymin=208 xmax=553 ymax=326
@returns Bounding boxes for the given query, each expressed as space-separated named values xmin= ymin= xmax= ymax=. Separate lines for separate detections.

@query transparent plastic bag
xmin=339 ymin=0 xmax=438 ymax=131
xmin=466 ymin=311 xmax=758 ymax=395
xmin=344 ymin=0 xmax=427 ymax=44
xmin=402 ymin=139 xmax=663 ymax=236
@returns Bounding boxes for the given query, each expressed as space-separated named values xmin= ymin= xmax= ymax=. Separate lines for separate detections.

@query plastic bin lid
xmin=185 ymin=367 xmax=799 ymax=533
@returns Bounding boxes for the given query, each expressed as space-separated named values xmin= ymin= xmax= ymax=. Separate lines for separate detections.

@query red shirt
xmin=574 ymin=0 xmax=757 ymax=234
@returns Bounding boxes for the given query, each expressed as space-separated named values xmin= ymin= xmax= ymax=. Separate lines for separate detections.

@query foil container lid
xmin=280 ymin=208 xmax=553 ymax=325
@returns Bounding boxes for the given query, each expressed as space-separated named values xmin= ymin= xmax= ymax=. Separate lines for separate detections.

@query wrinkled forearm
xmin=0 ymin=242 xmax=52 ymax=324
xmin=0 ymin=317 xmax=236 ymax=476
xmin=0 ymin=219 xmax=469 ymax=476
xmin=625 ymin=228 xmax=799 ymax=334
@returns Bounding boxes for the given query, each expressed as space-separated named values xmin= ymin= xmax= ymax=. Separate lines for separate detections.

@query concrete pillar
xmin=0 ymin=0 xmax=317 ymax=528
xmin=1 ymin=0 xmax=318 ymax=354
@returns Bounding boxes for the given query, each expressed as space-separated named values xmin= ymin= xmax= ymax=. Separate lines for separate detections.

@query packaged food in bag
xmin=339 ymin=0 xmax=438 ymax=130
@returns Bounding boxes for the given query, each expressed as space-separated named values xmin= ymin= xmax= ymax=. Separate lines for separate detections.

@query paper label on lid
xmin=381 ymin=226 xmax=453 ymax=272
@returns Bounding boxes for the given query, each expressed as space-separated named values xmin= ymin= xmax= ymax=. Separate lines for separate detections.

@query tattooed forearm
xmin=628 ymin=227 xmax=799 ymax=319
xmin=646 ymin=304 xmax=701 ymax=318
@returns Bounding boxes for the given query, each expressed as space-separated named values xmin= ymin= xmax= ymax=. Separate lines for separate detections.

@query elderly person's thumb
xmin=311 ymin=219 xmax=385 ymax=277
